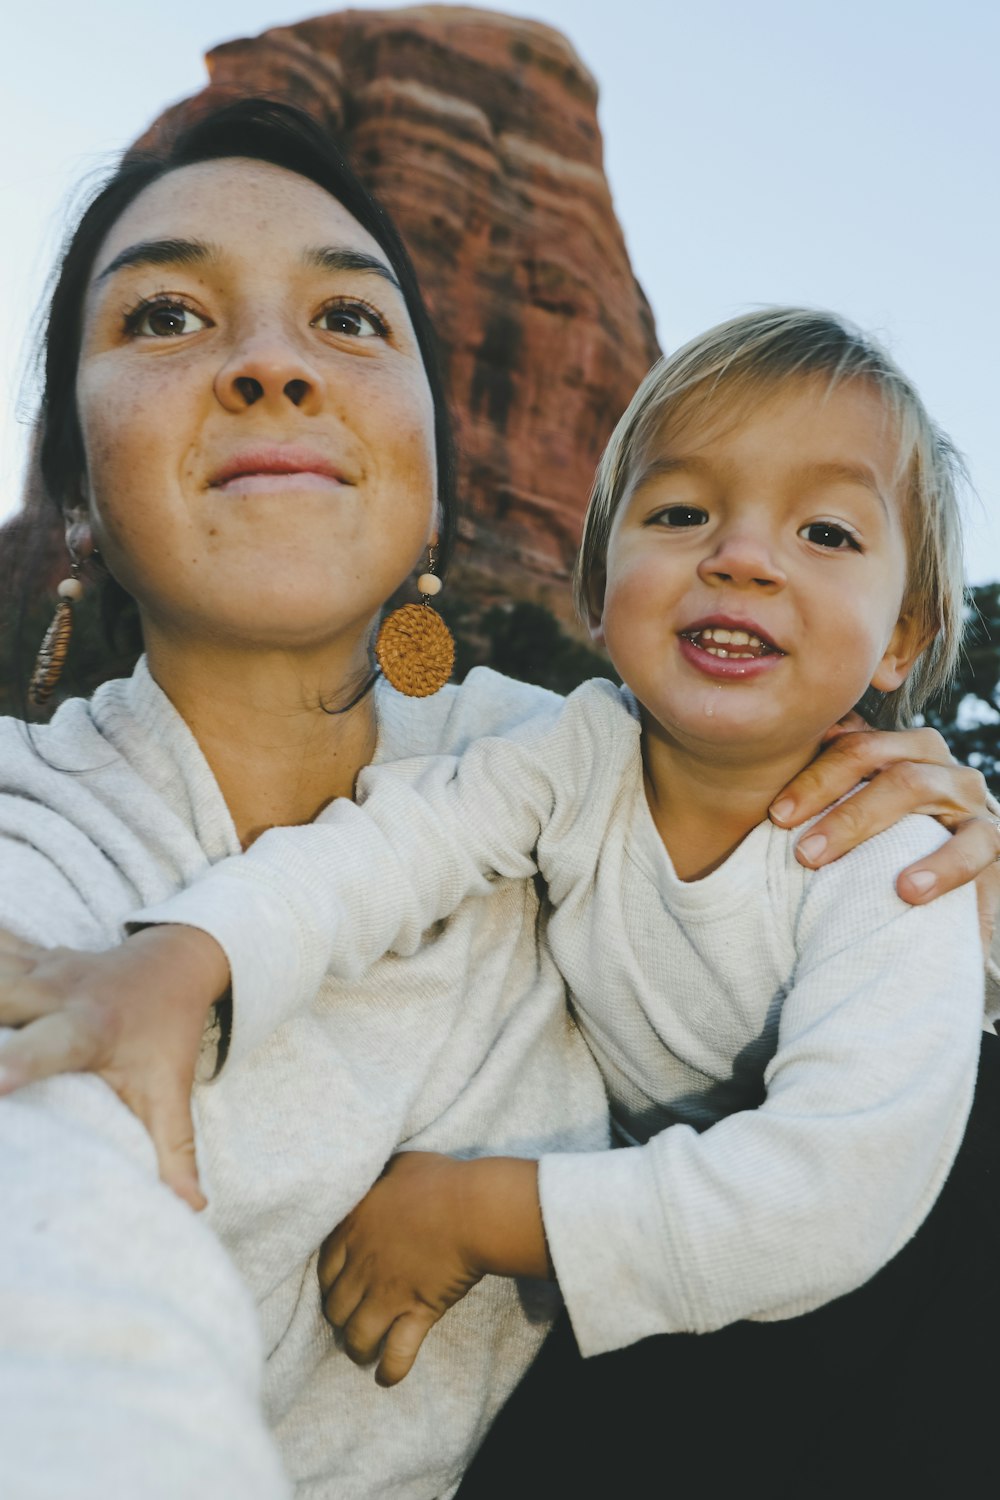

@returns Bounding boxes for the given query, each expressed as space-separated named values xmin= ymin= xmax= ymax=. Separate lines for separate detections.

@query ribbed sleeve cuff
xmin=129 ymin=863 xmax=335 ymax=1068
xmin=538 ymin=1145 xmax=689 ymax=1357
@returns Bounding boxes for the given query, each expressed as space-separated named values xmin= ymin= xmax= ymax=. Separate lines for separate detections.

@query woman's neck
xmin=641 ymin=719 xmax=821 ymax=881
xmin=144 ymin=634 xmax=379 ymax=847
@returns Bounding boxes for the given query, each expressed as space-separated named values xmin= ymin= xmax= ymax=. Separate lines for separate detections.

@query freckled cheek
xmin=76 ymin=369 xmax=191 ymax=552
xmin=354 ymin=375 xmax=438 ymax=525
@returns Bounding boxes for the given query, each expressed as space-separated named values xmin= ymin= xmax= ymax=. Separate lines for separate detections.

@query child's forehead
xmin=634 ymin=371 xmax=903 ymax=476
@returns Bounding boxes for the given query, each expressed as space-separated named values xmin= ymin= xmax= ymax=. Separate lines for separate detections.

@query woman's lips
xmin=213 ymin=471 xmax=347 ymax=495
xmin=209 ymin=447 xmax=350 ymax=492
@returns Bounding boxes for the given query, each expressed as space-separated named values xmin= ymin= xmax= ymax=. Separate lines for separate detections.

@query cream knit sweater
xmin=0 ymin=661 xmax=607 ymax=1499
xmin=144 ymin=679 xmax=987 ymax=1361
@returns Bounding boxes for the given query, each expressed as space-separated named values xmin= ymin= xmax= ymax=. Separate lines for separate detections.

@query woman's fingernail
xmin=905 ymin=870 xmax=936 ymax=896
xmin=797 ymin=833 xmax=828 ymax=865
xmin=770 ymin=799 xmax=795 ymax=824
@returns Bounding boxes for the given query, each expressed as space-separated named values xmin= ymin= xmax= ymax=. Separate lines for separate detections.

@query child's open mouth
xmin=679 ymin=626 xmax=784 ymax=661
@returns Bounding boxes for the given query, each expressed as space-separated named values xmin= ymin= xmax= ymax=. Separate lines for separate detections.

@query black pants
xmin=457 ymin=1032 xmax=1000 ymax=1500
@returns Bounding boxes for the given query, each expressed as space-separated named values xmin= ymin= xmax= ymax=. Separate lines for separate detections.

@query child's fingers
xmin=0 ymin=976 xmax=54 ymax=1023
xmin=144 ymin=1088 xmax=206 ymax=1211
xmin=0 ymin=1009 xmax=103 ymax=1091
xmin=0 ymin=928 xmax=43 ymax=958
xmin=376 ymin=1309 xmax=437 ymax=1387
xmin=321 ymin=1259 xmax=367 ymax=1333
xmin=339 ymin=1295 xmax=394 ymax=1367
xmin=317 ymin=1230 xmax=348 ymax=1295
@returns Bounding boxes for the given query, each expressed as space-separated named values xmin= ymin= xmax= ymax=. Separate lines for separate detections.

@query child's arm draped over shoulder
xmin=129 ymin=697 xmax=1000 ymax=1070
xmin=123 ymin=680 xmax=630 ymax=1067
xmin=0 ymin=678 xmax=996 ymax=1184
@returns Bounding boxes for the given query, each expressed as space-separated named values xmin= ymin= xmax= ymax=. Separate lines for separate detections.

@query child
xmin=7 ymin=310 xmax=997 ymax=1490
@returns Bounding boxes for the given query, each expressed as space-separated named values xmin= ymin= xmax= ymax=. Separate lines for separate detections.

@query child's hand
xmin=318 ymin=1152 xmax=485 ymax=1387
xmin=769 ymin=716 xmax=999 ymax=932
xmin=318 ymin=1151 xmax=548 ymax=1388
xmin=0 ymin=925 xmax=230 ymax=1209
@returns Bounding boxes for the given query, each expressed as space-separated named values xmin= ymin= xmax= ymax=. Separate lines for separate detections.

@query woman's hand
xmin=319 ymin=1151 xmax=547 ymax=1388
xmin=769 ymin=716 xmax=1000 ymax=950
xmin=0 ymin=925 xmax=230 ymax=1209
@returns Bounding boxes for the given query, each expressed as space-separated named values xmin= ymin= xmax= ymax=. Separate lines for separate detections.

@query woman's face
xmin=75 ymin=157 xmax=438 ymax=654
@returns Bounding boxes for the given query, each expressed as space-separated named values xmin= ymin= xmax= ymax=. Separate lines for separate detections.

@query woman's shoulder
xmin=376 ymin=667 xmax=561 ymax=760
xmin=375 ymin=668 xmax=631 ymax=761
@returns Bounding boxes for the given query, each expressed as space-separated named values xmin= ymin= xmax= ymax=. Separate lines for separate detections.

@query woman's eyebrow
xmin=95 ymin=237 xmax=216 ymax=282
xmin=304 ymin=246 xmax=401 ymax=290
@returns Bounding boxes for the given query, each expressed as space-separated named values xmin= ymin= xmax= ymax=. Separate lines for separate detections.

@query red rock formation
xmin=141 ymin=5 xmax=661 ymax=630
xmin=4 ymin=7 xmax=661 ymax=712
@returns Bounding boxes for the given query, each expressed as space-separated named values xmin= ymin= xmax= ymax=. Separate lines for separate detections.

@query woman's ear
xmin=63 ymin=504 xmax=96 ymax=562
xmin=870 ymin=613 xmax=930 ymax=693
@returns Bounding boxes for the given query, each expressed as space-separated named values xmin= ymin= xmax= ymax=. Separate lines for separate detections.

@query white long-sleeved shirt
xmin=0 ymin=660 xmax=607 ymax=1498
xmin=143 ymin=678 xmax=986 ymax=1359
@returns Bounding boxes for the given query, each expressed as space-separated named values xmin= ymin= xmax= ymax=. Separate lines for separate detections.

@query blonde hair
xmin=574 ymin=307 xmax=967 ymax=729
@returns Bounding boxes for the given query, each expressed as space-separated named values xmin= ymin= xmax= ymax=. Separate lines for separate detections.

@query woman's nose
xmin=697 ymin=527 xmax=787 ymax=591
xmin=214 ymin=330 xmax=325 ymax=415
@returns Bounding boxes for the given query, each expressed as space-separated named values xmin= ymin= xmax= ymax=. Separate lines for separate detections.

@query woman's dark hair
xmin=20 ymin=97 xmax=457 ymax=702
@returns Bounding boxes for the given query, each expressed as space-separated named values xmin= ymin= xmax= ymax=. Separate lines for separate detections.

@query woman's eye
xmin=653 ymin=505 xmax=709 ymax=528
xmin=127 ymin=300 xmax=209 ymax=338
xmin=799 ymin=521 xmax=861 ymax=551
xmin=313 ymin=301 xmax=387 ymax=339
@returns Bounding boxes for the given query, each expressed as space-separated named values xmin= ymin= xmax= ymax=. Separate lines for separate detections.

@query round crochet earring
xmin=29 ymin=558 xmax=84 ymax=707
xmin=375 ymin=545 xmax=456 ymax=697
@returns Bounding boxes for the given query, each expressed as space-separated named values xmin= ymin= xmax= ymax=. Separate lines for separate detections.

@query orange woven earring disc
xmin=375 ymin=603 xmax=455 ymax=697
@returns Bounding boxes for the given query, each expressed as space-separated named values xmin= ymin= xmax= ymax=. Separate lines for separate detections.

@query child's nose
xmin=697 ymin=528 xmax=786 ymax=590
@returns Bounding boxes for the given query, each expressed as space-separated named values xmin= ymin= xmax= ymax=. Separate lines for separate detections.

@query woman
xmin=0 ymin=100 xmax=994 ymax=1498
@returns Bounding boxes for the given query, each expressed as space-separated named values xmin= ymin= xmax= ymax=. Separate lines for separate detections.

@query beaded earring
xmin=29 ymin=559 xmax=84 ymax=708
xmin=375 ymin=545 xmax=455 ymax=697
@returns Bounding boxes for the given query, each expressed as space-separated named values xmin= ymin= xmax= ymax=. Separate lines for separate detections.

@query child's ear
xmin=585 ymin=569 xmax=607 ymax=647
xmin=870 ymin=613 xmax=930 ymax=693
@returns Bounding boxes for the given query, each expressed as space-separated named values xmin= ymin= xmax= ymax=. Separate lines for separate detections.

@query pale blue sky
xmin=3 ymin=0 xmax=998 ymax=580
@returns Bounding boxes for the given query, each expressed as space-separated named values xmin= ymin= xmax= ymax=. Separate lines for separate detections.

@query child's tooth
xmin=729 ymin=630 xmax=750 ymax=646
xmin=710 ymin=628 xmax=732 ymax=644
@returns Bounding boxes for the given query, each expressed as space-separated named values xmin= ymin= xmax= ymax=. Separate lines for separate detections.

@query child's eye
xmin=652 ymin=506 xmax=709 ymax=528
xmin=799 ymin=521 xmax=862 ymax=551
xmin=312 ymin=300 xmax=388 ymax=339
xmin=125 ymin=298 xmax=211 ymax=338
